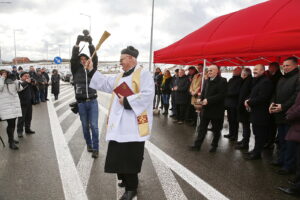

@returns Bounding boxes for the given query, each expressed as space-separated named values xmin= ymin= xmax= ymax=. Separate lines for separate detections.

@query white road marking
xmin=55 ymin=97 xmax=74 ymax=111
xmin=148 ymin=152 xmax=188 ymax=200
xmin=58 ymin=109 xmax=72 ymax=122
xmin=65 ymin=117 xmax=82 ymax=143
xmin=145 ymin=142 xmax=229 ymax=200
xmin=76 ymin=145 xmax=94 ymax=191
xmin=47 ymin=99 xmax=88 ymax=200
xmin=57 ymin=87 xmax=73 ymax=97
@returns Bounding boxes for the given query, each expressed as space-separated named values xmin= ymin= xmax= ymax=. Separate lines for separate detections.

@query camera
xmin=82 ymin=29 xmax=90 ymax=42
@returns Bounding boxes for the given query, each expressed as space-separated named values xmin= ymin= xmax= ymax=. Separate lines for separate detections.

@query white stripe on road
xmin=58 ymin=109 xmax=72 ymax=122
xmin=148 ymin=152 xmax=188 ymax=200
xmin=55 ymin=97 xmax=74 ymax=111
xmin=65 ymin=117 xmax=82 ymax=143
xmin=47 ymin=99 xmax=88 ymax=200
xmin=58 ymin=87 xmax=73 ymax=96
xmin=145 ymin=141 xmax=229 ymax=200
xmin=76 ymin=146 xmax=94 ymax=191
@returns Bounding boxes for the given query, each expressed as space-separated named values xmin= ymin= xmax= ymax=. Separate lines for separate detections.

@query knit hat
xmin=121 ymin=46 xmax=139 ymax=58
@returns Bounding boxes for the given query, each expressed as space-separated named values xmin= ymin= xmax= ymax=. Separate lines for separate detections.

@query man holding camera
xmin=17 ymin=72 xmax=35 ymax=138
xmin=70 ymin=30 xmax=99 ymax=159
xmin=270 ymin=57 xmax=300 ymax=174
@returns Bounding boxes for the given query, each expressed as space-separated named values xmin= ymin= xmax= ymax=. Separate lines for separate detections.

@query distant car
xmin=61 ymin=71 xmax=72 ymax=82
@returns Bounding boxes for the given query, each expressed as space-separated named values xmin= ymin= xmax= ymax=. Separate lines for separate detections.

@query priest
xmin=88 ymin=46 xmax=154 ymax=200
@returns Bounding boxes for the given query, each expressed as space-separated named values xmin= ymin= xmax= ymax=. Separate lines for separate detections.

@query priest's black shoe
xmin=245 ymin=153 xmax=261 ymax=160
xmin=118 ymin=182 xmax=125 ymax=188
xmin=223 ymin=134 xmax=232 ymax=138
xmin=209 ymin=147 xmax=217 ymax=153
xmin=188 ymin=145 xmax=200 ymax=151
xmin=277 ymin=187 xmax=299 ymax=196
xmin=9 ymin=142 xmax=19 ymax=150
xmin=25 ymin=130 xmax=35 ymax=134
xmin=92 ymin=151 xmax=99 ymax=159
xmin=120 ymin=190 xmax=137 ymax=200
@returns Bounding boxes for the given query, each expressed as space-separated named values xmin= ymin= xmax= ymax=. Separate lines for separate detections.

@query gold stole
xmin=107 ymin=67 xmax=149 ymax=137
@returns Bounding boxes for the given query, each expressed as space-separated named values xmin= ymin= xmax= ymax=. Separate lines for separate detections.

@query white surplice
xmin=89 ymin=67 xmax=154 ymax=143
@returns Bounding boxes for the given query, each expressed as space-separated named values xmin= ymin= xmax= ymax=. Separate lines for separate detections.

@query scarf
xmin=161 ymin=74 xmax=171 ymax=87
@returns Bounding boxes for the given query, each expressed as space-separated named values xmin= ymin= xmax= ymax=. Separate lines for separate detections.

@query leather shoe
xmin=9 ymin=142 xmax=19 ymax=150
xmin=118 ymin=182 xmax=125 ymax=188
xmin=120 ymin=190 xmax=137 ymax=200
xmin=209 ymin=147 xmax=217 ymax=153
xmin=277 ymin=168 xmax=293 ymax=175
xmin=223 ymin=134 xmax=232 ymax=138
xmin=245 ymin=153 xmax=261 ymax=160
xmin=92 ymin=151 xmax=99 ymax=159
xmin=87 ymin=145 xmax=93 ymax=152
xmin=277 ymin=187 xmax=299 ymax=196
xmin=25 ymin=130 xmax=35 ymax=134
xmin=188 ymin=145 xmax=200 ymax=151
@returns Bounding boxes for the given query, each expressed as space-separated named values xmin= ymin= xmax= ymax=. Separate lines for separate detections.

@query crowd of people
xmin=153 ymin=57 xmax=300 ymax=196
xmin=0 ymin=66 xmax=61 ymax=149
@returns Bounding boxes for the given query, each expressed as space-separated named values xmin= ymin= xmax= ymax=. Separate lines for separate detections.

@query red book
xmin=113 ymin=82 xmax=134 ymax=97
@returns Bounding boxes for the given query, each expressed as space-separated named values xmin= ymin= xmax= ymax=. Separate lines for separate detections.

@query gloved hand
xmin=86 ymin=35 xmax=93 ymax=45
xmin=76 ymin=35 xmax=84 ymax=45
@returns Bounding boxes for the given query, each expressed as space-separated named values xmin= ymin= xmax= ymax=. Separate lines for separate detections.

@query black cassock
xmin=104 ymin=141 xmax=145 ymax=174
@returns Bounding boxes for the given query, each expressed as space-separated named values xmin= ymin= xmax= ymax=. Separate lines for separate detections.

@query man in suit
xmin=189 ymin=65 xmax=227 ymax=153
xmin=244 ymin=64 xmax=273 ymax=160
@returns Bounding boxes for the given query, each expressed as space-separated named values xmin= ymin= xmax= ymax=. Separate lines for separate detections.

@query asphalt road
xmin=0 ymin=82 xmax=298 ymax=200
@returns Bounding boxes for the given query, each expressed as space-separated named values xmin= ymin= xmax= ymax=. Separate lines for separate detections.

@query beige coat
xmin=189 ymin=73 xmax=203 ymax=105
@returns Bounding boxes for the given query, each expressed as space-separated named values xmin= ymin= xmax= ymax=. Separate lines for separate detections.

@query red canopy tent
xmin=154 ymin=0 xmax=300 ymax=66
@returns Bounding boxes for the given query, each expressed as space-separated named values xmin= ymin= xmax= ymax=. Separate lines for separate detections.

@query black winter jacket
xmin=70 ymin=45 xmax=98 ymax=101
xmin=247 ymin=75 xmax=273 ymax=125
xmin=237 ymin=76 xmax=252 ymax=122
xmin=273 ymin=68 xmax=300 ymax=124
xmin=201 ymin=76 xmax=227 ymax=120
xmin=18 ymin=81 xmax=33 ymax=106
xmin=225 ymin=75 xmax=243 ymax=108
xmin=175 ymin=75 xmax=190 ymax=104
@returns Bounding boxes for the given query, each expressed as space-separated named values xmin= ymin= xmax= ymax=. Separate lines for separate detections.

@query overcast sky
xmin=0 ymin=0 xmax=266 ymax=62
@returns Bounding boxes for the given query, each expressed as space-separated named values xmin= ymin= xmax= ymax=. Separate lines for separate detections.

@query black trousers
xmin=176 ymin=104 xmax=187 ymax=121
xmin=17 ymin=104 xmax=32 ymax=133
xmin=117 ymin=173 xmax=138 ymax=191
xmin=266 ymin=115 xmax=277 ymax=145
xmin=241 ymin=121 xmax=251 ymax=144
xmin=6 ymin=118 xmax=16 ymax=143
xmin=44 ymin=85 xmax=49 ymax=99
xmin=227 ymin=107 xmax=239 ymax=139
xmin=252 ymin=123 xmax=269 ymax=155
xmin=194 ymin=117 xmax=224 ymax=148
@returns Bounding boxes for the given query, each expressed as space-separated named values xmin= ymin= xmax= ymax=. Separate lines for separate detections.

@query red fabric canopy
xmin=154 ymin=0 xmax=300 ymax=66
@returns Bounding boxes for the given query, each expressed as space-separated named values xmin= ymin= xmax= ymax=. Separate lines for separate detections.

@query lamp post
xmin=13 ymin=29 xmax=22 ymax=64
xmin=149 ymin=0 xmax=155 ymax=71
xmin=80 ymin=13 xmax=92 ymax=34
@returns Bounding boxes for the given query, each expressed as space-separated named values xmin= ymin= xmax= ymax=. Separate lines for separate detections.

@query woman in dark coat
xmin=160 ymin=69 xmax=172 ymax=115
xmin=51 ymin=69 xmax=60 ymax=100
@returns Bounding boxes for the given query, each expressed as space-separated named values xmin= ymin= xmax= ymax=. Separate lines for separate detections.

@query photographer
xmin=70 ymin=30 xmax=99 ymax=158
xmin=17 ymin=72 xmax=35 ymax=138
xmin=0 ymin=70 xmax=23 ymax=150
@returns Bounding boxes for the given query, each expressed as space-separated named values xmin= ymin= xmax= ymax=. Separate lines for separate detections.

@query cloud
xmin=0 ymin=0 xmax=267 ymax=62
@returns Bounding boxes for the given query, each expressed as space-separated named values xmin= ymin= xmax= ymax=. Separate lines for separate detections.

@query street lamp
xmin=80 ymin=13 xmax=91 ymax=34
xmin=13 ymin=29 xmax=23 ymax=64
xmin=149 ymin=0 xmax=155 ymax=71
